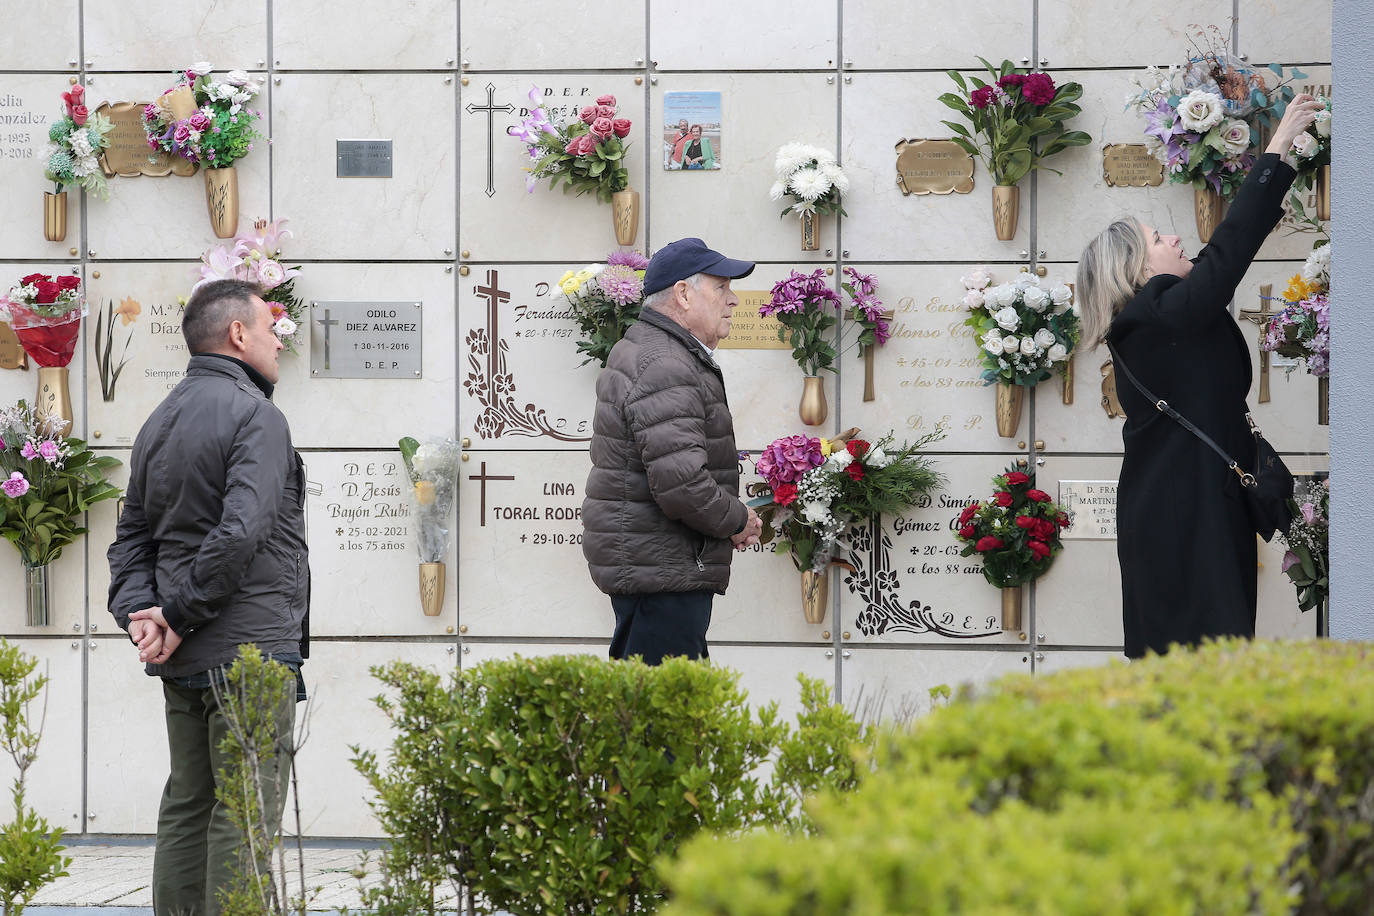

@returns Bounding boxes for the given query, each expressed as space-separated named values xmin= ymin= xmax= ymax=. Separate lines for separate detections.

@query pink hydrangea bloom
xmin=755 ymin=435 xmax=824 ymax=490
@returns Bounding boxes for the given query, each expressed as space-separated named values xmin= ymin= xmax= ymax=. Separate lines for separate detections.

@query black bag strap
xmin=1106 ymin=341 xmax=1258 ymax=489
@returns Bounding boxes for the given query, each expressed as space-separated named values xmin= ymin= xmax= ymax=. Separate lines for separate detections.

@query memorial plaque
xmin=310 ymin=300 xmax=422 ymax=379
xmin=1102 ymin=144 xmax=1164 ymax=188
xmin=0 ymin=322 xmax=27 ymax=369
xmin=95 ymin=102 xmax=196 ymax=178
xmin=895 ymin=138 xmax=975 ymax=196
xmin=716 ymin=291 xmax=790 ymax=350
xmin=336 ymin=139 xmax=394 ymax=178
xmin=1057 ymin=480 xmax=1118 ymax=540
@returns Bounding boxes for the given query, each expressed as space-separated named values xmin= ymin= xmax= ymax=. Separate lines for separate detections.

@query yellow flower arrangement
xmin=1283 ymin=274 xmax=1321 ymax=303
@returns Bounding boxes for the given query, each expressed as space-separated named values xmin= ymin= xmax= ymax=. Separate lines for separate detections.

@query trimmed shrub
xmin=354 ymin=654 xmax=870 ymax=916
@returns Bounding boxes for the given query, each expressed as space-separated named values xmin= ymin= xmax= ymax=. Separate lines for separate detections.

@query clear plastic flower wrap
xmin=398 ymin=436 xmax=461 ymax=563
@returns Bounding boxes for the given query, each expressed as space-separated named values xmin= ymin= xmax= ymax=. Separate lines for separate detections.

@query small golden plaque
xmin=717 ymin=292 xmax=790 ymax=350
xmin=0 ymin=322 xmax=28 ymax=370
xmin=894 ymin=138 xmax=975 ymax=196
xmin=1102 ymin=144 xmax=1164 ymax=188
xmin=96 ymin=102 xmax=197 ymax=178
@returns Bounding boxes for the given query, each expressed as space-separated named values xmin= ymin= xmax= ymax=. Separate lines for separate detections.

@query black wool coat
xmin=1107 ymin=152 xmax=1295 ymax=658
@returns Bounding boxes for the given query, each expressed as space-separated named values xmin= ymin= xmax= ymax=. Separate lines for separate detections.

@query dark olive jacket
xmin=107 ymin=355 xmax=309 ymax=678
xmin=582 ymin=308 xmax=749 ymax=596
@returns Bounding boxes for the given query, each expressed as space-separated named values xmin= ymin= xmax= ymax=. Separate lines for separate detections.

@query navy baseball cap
xmin=641 ymin=238 xmax=755 ymax=296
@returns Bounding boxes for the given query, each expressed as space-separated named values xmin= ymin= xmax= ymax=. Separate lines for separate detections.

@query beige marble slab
xmin=650 ymin=0 xmax=835 ymax=70
xmin=0 ymin=2 xmax=79 ymax=70
xmin=275 ymin=0 xmax=457 ymax=70
xmin=841 ymin=1 xmax=1032 ymax=71
xmin=84 ymin=634 xmax=171 ymax=833
xmin=840 ymin=647 xmax=1029 ymax=723
xmin=0 ymin=639 xmax=83 ymax=826
xmin=0 ymin=75 xmax=92 ymax=260
xmin=1038 ymin=2 xmax=1233 ymax=68
xmin=1033 ymin=650 xmax=1123 ymax=674
xmin=1237 ymin=0 xmax=1333 ymax=66
xmin=461 ymin=0 xmax=645 ymax=70
xmin=84 ymin=2 xmax=267 ymax=71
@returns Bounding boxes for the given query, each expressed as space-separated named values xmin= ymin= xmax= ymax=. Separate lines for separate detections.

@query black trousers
xmin=609 ymin=591 xmax=714 ymax=665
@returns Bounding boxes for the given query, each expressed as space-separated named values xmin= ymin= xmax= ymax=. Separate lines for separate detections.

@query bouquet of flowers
xmin=398 ymin=436 xmax=462 ymax=565
xmin=747 ymin=429 xmax=944 ymax=574
xmin=939 ymin=58 xmax=1090 ymax=186
xmin=559 ymin=249 xmax=648 ymax=368
xmin=1262 ymin=243 xmax=1330 ymax=377
xmin=954 ymin=466 xmax=1072 ymax=589
xmin=760 ymin=269 xmax=845 ymax=376
xmin=142 ymin=63 xmax=264 ymax=168
xmin=44 ymin=84 xmax=113 ymax=197
xmin=194 ymin=218 xmax=304 ymax=351
xmin=840 ymin=267 xmax=891 ymax=352
xmin=959 ymin=267 xmax=1078 ymax=387
xmin=1288 ymin=95 xmax=1331 ymax=197
xmin=0 ymin=401 xmax=122 ymax=568
xmin=769 ymin=143 xmax=849 ymax=217
xmin=1276 ymin=477 xmax=1328 ymax=613
xmin=0 ymin=274 xmax=86 ymax=368
xmin=509 ymin=87 xmax=631 ymax=202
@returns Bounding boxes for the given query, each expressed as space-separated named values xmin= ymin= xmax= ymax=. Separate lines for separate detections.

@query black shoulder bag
xmin=1107 ymin=343 xmax=1293 ymax=541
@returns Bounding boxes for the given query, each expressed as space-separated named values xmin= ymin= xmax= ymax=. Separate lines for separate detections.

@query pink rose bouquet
xmin=143 ymin=63 xmax=264 ymax=168
xmin=45 ymin=84 xmax=113 ymax=198
xmin=195 ymin=217 xmax=305 ymax=352
xmin=509 ymin=87 xmax=631 ymax=203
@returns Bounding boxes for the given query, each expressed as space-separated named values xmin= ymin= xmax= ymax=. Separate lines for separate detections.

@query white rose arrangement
xmin=958 ymin=267 xmax=1081 ymax=388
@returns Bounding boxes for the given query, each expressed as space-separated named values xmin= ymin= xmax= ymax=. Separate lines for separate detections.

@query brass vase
xmin=44 ymin=191 xmax=67 ymax=242
xmin=1317 ymin=375 xmax=1329 ymax=426
xmin=800 ymin=209 xmax=819 ymax=251
xmin=204 ymin=166 xmax=239 ymax=239
xmin=419 ymin=561 xmax=445 ymax=617
xmin=1000 ymin=586 xmax=1023 ymax=632
xmin=801 ymin=569 xmax=828 ymax=624
xmin=994 ymin=381 xmax=1023 ymax=438
xmin=611 ymin=188 xmax=640 ymax=246
xmin=36 ymin=366 xmax=73 ymax=427
xmin=1194 ymin=187 xmax=1223 ymax=243
xmin=1315 ymin=164 xmax=1330 ymax=222
xmin=1062 ymin=355 xmax=1075 ymax=405
xmin=992 ymin=185 xmax=1018 ymax=240
xmin=25 ymin=564 xmax=50 ymax=627
xmin=799 ymin=375 xmax=827 ymax=426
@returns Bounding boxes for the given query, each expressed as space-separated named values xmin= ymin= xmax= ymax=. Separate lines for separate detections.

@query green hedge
xmin=663 ymin=639 xmax=1374 ymax=915
xmin=354 ymin=654 xmax=869 ymax=916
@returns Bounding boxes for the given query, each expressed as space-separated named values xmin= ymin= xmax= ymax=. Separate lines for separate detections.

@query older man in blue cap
xmin=582 ymin=238 xmax=764 ymax=664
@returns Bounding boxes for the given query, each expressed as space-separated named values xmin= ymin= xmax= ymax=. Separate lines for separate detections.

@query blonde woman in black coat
xmin=1076 ymin=94 xmax=1323 ymax=658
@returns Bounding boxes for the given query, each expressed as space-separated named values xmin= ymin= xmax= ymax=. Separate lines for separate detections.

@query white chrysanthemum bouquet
xmin=769 ymin=142 xmax=848 ymax=217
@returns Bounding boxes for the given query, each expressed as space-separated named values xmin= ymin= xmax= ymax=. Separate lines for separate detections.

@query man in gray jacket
xmin=107 ymin=279 xmax=308 ymax=916
xmin=583 ymin=238 xmax=763 ymax=664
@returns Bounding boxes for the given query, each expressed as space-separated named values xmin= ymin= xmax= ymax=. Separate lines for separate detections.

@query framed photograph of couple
xmin=663 ymin=91 xmax=723 ymax=171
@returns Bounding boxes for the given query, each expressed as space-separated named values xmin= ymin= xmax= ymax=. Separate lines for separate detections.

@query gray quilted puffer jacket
xmin=582 ymin=308 xmax=749 ymax=596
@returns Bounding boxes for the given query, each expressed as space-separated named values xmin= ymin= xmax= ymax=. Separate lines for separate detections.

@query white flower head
xmin=984 ymin=336 xmax=1005 ymax=356
xmin=768 ymin=180 xmax=787 ymax=202
xmin=1019 ymin=336 xmax=1038 ymax=356
xmin=187 ymin=61 xmax=214 ymax=77
xmin=1218 ymin=118 xmax=1251 ymax=156
xmin=224 ymin=69 xmax=251 ymax=87
xmin=827 ymin=449 xmax=854 ymax=470
xmin=1302 ymin=243 xmax=1331 ymax=284
xmin=1177 ymin=90 xmax=1224 ymax=132
xmin=820 ymin=162 xmax=849 ymax=193
xmin=802 ymin=502 xmax=833 ymax=526
xmin=273 ymin=316 xmax=296 ymax=338
xmin=867 ymin=446 xmax=891 ymax=468
xmin=1001 ymin=335 xmax=1019 ymax=354
xmin=788 ymin=167 xmax=831 ymax=202
xmin=1313 ymin=107 xmax=1331 ymax=138
xmin=774 ymin=142 xmax=810 ymax=179
xmin=1022 ymin=286 xmax=1049 ymax=312
xmin=1049 ymin=284 xmax=1073 ymax=306
xmin=1034 ymin=328 xmax=1057 ymax=349
xmin=993 ymin=306 xmax=1020 ymax=331
xmin=991 ymin=284 xmax=1019 ymax=307
xmin=1292 ymin=132 xmax=1319 ymax=159
xmin=1047 ymin=343 xmax=1068 ymax=363
xmin=961 ymin=289 xmax=985 ymax=310
xmin=961 ymin=266 xmax=993 ymax=290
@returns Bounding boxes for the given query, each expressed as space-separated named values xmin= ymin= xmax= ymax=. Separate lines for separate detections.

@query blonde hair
xmin=1076 ymin=218 xmax=1150 ymax=348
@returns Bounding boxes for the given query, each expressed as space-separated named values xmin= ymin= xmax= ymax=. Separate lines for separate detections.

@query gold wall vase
xmin=419 ymin=561 xmax=445 ymax=616
xmin=1061 ymin=355 xmax=1075 ymax=405
xmin=800 ymin=209 xmax=819 ymax=251
xmin=801 ymin=569 xmax=828 ymax=624
xmin=1193 ymin=187 xmax=1224 ymax=243
xmin=44 ymin=191 xmax=68 ymax=242
xmin=994 ymin=381 xmax=1023 ymax=438
xmin=36 ymin=366 xmax=73 ymax=427
xmin=799 ymin=375 xmax=828 ymax=426
xmin=1317 ymin=375 xmax=1329 ymax=426
xmin=25 ymin=564 xmax=50 ymax=627
xmin=611 ymin=188 xmax=640 ymax=246
xmin=204 ymin=165 xmax=239 ymax=239
xmin=992 ymin=185 xmax=1019 ymax=240
xmin=1000 ymin=585 xmax=1023 ymax=632
xmin=1315 ymin=164 xmax=1330 ymax=222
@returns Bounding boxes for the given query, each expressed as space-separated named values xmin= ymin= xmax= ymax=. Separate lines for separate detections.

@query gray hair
xmin=183 ymin=279 xmax=264 ymax=353
xmin=1076 ymin=218 xmax=1150 ymax=348
xmin=643 ymin=272 xmax=706 ymax=314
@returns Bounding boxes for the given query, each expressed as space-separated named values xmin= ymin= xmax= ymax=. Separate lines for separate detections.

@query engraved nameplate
xmin=95 ymin=102 xmax=197 ymax=178
xmin=716 ymin=291 xmax=790 ymax=350
xmin=895 ymin=138 xmax=975 ymax=196
xmin=336 ymin=139 xmax=394 ymax=178
xmin=1057 ymin=480 xmax=1118 ymax=540
xmin=1102 ymin=144 xmax=1165 ymax=188
xmin=310 ymin=301 xmax=422 ymax=379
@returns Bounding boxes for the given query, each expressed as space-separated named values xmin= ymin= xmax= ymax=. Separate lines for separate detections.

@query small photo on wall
xmin=663 ymin=91 xmax=722 ymax=171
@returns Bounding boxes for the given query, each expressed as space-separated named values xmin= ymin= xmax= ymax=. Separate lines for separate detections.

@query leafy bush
xmin=354 ymin=654 xmax=871 ymax=916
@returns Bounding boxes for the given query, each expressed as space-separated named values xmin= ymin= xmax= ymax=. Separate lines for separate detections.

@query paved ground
xmin=24 ymin=838 xmax=466 ymax=914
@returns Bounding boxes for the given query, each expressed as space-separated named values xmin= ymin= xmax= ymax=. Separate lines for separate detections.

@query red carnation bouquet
xmin=1 ymin=273 xmax=86 ymax=367
xmin=954 ymin=466 xmax=1072 ymax=588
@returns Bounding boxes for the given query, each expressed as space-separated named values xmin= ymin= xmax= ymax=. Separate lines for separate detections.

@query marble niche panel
xmin=0 ymin=640 xmax=83 ymax=827
xmin=1036 ymin=331 xmax=1129 ymax=456
xmin=274 ymin=0 xmax=457 ymax=70
xmin=836 ymin=263 xmax=1047 ymax=453
xmin=273 ymin=73 xmax=456 ymax=261
xmin=837 ymin=454 xmax=1037 ymax=647
xmin=841 ymin=0 xmax=1032 ymax=71
xmin=0 ymin=74 xmax=91 ymax=260
xmin=280 ymin=263 xmax=456 ymax=449
xmin=459 ymin=75 xmax=644 ymax=262
xmin=1256 ymin=65 xmax=1332 ymax=262
xmin=649 ymin=0 xmax=835 ymax=71
xmin=461 ymin=0 xmax=645 ymax=71
xmin=83 ymin=1 xmax=267 ymax=72
xmin=1037 ymin=0 xmax=1233 ymax=69
xmin=1237 ymin=0 xmax=1333 ymax=67
xmin=80 ymin=458 xmax=127 ymax=632
xmin=292 ymin=641 xmax=456 ymax=837
xmin=82 ymin=73 xmax=271 ymax=260
xmin=648 ymin=74 xmax=836 ymax=264
xmin=839 ymin=646 xmax=1029 ymax=722
xmin=840 ymin=73 xmax=1029 ymax=263
xmin=0 ymin=2 xmax=79 ymax=71
xmin=1032 ymin=650 xmax=1122 ymax=676
xmin=85 ymin=631 xmax=171 ymax=833
xmin=456 ymin=449 xmax=607 ymax=640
